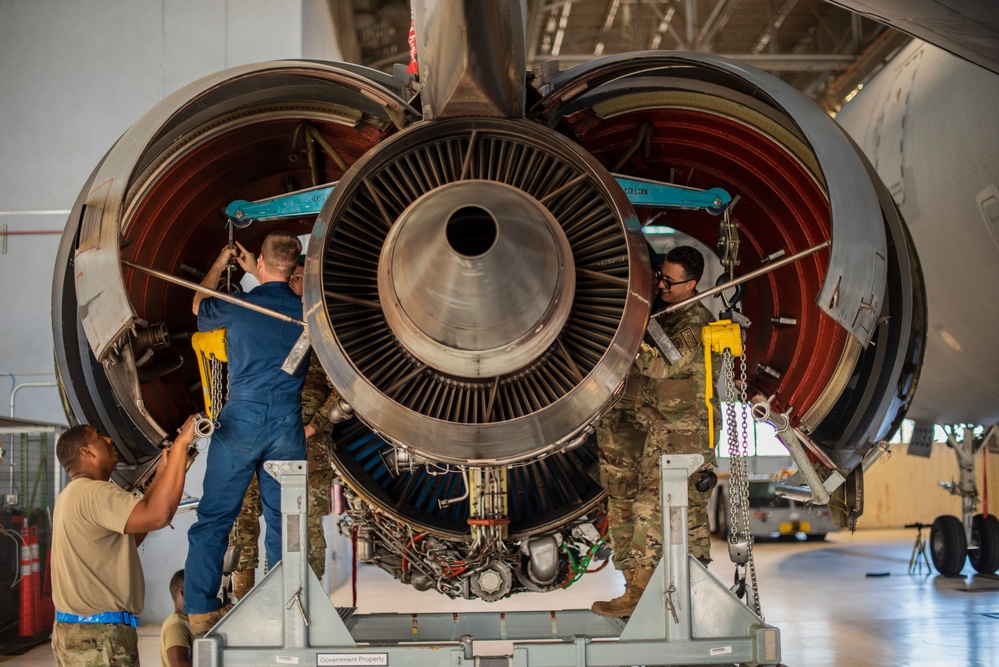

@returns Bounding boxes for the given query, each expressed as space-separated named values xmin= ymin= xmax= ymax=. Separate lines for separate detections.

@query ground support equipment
xmin=193 ymin=456 xmax=780 ymax=666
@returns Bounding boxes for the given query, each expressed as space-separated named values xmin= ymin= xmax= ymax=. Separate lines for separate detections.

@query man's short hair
xmin=56 ymin=425 xmax=93 ymax=471
xmin=260 ymin=232 xmax=302 ymax=279
xmin=664 ymin=245 xmax=705 ymax=283
xmin=169 ymin=569 xmax=185 ymax=600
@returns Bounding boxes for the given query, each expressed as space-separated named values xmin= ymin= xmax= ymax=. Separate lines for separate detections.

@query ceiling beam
xmin=647 ymin=2 xmax=682 ymax=50
xmin=752 ymin=0 xmax=800 ymax=54
xmin=695 ymin=0 xmax=740 ymax=51
xmin=593 ymin=0 xmax=622 ymax=55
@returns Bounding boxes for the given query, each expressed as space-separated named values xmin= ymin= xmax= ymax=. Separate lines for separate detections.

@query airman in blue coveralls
xmin=184 ymin=232 xmax=308 ymax=636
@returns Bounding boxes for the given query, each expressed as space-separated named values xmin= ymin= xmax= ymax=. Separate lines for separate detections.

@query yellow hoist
xmin=191 ymin=329 xmax=228 ymax=437
xmin=701 ymin=319 xmax=744 ymax=451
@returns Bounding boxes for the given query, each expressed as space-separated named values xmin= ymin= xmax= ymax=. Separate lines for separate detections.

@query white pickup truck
xmin=707 ymin=456 xmax=840 ymax=541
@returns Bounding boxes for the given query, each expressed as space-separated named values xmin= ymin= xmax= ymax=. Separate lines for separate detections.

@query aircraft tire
xmin=968 ymin=514 xmax=999 ymax=575
xmin=930 ymin=515 xmax=967 ymax=576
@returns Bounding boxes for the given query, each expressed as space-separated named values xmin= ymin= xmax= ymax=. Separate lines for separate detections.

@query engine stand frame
xmin=193 ymin=456 xmax=780 ymax=666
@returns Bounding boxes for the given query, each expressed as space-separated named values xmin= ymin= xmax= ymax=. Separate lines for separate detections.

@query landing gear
xmin=929 ymin=515 xmax=966 ymax=576
xmin=969 ymin=513 xmax=999 ymax=575
xmin=930 ymin=424 xmax=998 ymax=577
xmin=927 ymin=513 xmax=999 ymax=576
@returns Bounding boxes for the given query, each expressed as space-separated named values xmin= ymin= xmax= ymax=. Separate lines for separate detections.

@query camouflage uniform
xmin=228 ymin=350 xmax=337 ymax=579
xmin=597 ymin=300 xmax=717 ymax=570
xmin=300 ymin=350 xmax=338 ymax=577
xmin=230 ymin=475 xmax=262 ymax=573
xmin=51 ymin=621 xmax=139 ymax=667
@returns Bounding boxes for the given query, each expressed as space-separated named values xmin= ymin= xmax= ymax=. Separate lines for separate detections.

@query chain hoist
xmin=191 ymin=329 xmax=229 ymax=437
xmin=723 ymin=337 xmax=763 ymax=619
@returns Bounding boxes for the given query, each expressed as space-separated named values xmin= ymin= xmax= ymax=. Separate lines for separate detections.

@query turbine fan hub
xmin=377 ymin=180 xmax=575 ymax=378
xmin=306 ymin=117 xmax=650 ymax=466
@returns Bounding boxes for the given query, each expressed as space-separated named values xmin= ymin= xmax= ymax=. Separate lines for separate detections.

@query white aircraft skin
xmin=835 ymin=39 xmax=999 ymax=428
xmin=836 ymin=35 xmax=999 ymax=577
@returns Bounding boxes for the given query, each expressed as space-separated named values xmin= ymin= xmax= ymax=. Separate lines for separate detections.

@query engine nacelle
xmin=53 ymin=0 xmax=923 ymax=600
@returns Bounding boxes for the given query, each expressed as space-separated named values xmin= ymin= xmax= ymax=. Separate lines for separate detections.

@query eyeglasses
xmin=655 ymin=270 xmax=693 ymax=289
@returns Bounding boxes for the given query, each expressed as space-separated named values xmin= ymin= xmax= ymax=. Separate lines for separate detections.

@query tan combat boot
xmin=189 ymin=603 xmax=234 ymax=637
xmin=230 ymin=569 xmax=255 ymax=600
xmin=590 ymin=566 xmax=654 ymax=618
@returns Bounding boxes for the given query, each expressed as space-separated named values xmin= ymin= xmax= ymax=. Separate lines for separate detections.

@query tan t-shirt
xmin=160 ymin=611 xmax=192 ymax=667
xmin=51 ymin=477 xmax=144 ymax=615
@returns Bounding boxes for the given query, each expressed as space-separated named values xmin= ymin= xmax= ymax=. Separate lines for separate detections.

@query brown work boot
xmin=590 ymin=566 xmax=654 ymax=618
xmin=190 ymin=603 xmax=234 ymax=636
xmin=230 ymin=569 xmax=255 ymax=600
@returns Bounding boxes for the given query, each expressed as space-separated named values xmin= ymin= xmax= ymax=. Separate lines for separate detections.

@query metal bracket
xmin=647 ymin=317 xmax=683 ymax=364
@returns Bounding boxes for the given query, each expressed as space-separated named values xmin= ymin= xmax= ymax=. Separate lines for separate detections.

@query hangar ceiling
xmin=330 ymin=0 xmax=912 ymax=111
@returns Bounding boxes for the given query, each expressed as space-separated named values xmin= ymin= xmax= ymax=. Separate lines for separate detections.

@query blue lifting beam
xmin=224 ymin=176 xmax=731 ymax=226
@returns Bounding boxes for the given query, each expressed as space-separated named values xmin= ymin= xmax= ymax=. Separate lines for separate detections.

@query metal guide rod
xmin=122 ymin=259 xmax=306 ymax=327
xmin=755 ymin=404 xmax=831 ymax=506
xmin=653 ymin=239 xmax=832 ymax=317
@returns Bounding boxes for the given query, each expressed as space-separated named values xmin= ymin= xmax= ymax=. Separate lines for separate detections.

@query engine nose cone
xmin=378 ymin=181 xmax=575 ymax=377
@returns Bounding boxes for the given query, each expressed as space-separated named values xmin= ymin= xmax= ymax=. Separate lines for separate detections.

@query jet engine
xmin=52 ymin=1 xmax=924 ymax=600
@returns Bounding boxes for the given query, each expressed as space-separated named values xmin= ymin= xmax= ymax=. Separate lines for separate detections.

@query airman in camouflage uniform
xmin=227 ymin=261 xmax=338 ymax=598
xmin=53 ymin=622 xmax=139 ymax=667
xmin=592 ymin=246 xmax=718 ymax=618
xmin=300 ymin=349 xmax=339 ymax=576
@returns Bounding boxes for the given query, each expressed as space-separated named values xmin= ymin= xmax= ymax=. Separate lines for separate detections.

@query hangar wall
xmin=0 ymin=0 xmax=337 ymax=425
xmin=0 ymin=0 xmax=340 ymax=625
xmin=862 ymin=443 xmax=999 ymax=529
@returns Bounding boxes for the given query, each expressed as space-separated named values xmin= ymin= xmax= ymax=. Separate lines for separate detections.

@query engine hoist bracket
xmin=193 ymin=456 xmax=780 ymax=666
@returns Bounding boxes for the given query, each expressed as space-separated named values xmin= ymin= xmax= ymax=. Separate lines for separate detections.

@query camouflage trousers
xmin=596 ymin=409 xmax=717 ymax=570
xmin=51 ymin=621 xmax=138 ymax=667
xmin=229 ymin=432 xmax=333 ymax=579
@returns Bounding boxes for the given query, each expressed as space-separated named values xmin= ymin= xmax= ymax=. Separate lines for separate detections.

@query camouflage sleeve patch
xmin=680 ymin=327 xmax=698 ymax=350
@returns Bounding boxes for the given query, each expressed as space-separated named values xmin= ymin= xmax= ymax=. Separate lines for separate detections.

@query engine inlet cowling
xmin=305 ymin=117 xmax=651 ymax=466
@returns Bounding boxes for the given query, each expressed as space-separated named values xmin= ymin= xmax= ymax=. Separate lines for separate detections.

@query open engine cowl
xmin=52 ymin=2 xmax=923 ymax=600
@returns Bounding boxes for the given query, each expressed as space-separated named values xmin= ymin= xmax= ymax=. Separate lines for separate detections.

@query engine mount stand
xmin=193 ymin=456 xmax=780 ymax=666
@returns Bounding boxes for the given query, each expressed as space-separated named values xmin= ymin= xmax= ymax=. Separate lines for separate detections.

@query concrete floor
xmin=9 ymin=528 xmax=999 ymax=666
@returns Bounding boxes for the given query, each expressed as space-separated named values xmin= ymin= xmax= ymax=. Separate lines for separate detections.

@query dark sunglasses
xmin=654 ymin=270 xmax=693 ymax=289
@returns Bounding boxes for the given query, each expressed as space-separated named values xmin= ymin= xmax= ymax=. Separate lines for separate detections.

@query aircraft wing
xmin=827 ymin=0 xmax=999 ymax=74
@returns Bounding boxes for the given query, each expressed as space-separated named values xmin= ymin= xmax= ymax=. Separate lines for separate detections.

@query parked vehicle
xmin=710 ymin=471 xmax=840 ymax=541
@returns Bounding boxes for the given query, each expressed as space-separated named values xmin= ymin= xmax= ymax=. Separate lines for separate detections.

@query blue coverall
xmin=184 ymin=281 xmax=308 ymax=615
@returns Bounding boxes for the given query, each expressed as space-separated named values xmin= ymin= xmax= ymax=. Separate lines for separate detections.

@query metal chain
xmin=723 ymin=350 xmax=747 ymax=539
xmin=736 ymin=350 xmax=762 ymax=618
xmin=717 ymin=206 xmax=740 ymax=281
xmin=724 ymin=340 xmax=763 ymax=619
xmin=209 ymin=356 xmax=224 ymax=429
